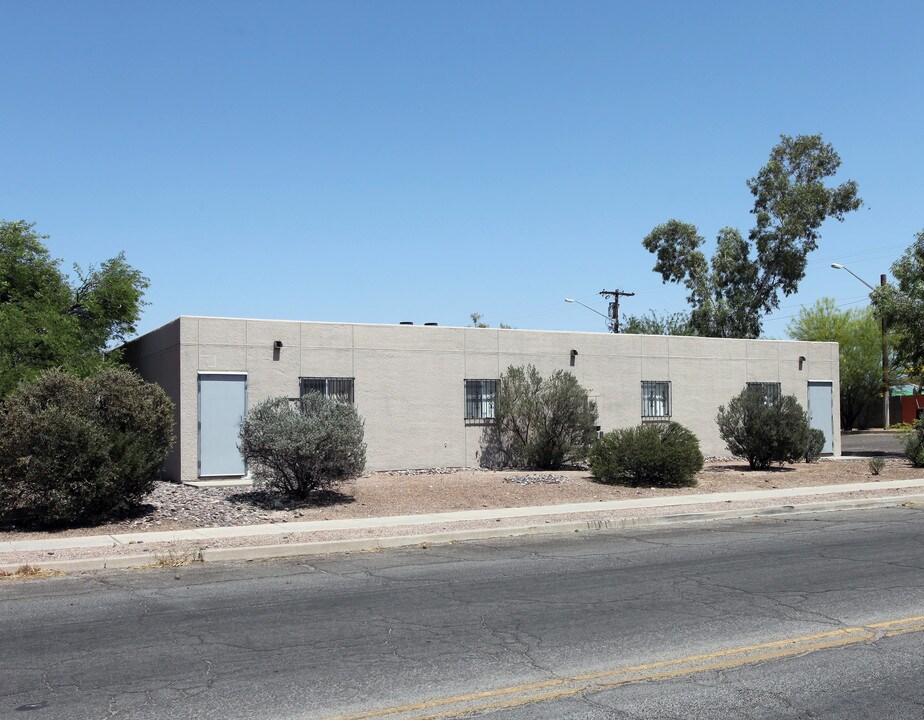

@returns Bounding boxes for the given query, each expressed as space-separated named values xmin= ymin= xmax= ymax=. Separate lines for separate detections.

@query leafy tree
xmin=238 ymin=394 xmax=367 ymax=500
xmin=470 ymin=311 xmax=512 ymax=329
xmin=470 ymin=312 xmax=489 ymax=328
xmin=492 ymin=364 xmax=598 ymax=470
xmin=0 ymin=220 xmax=148 ymax=396
xmin=642 ymin=135 xmax=862 ymax=338
xmin=621 ymin=310 xmax=696 ymax=336
xmin=874 ymin=230 xmax=924 ymax=385
xmin=787 ymin=298 xmax=885 ymax=430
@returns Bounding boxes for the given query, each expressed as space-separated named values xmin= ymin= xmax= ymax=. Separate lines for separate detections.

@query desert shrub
xmin=804 ymin=428 xmax=826 ymax=463
xmin=238 ymin=393 xmax=366 ymax=499
xmin=0 ymin=368 xmax=174 ymax=527
xmin=716 ymin=387 xmax=811 ymax=470
xmin=905 ymin=420 xmax=924 ymax=468
xmin=868 ymin=457 xmax=885 ymax=476
xmin=492 ymin=365 xmax=598 ymax=470
xmin=588 ymin=422 xmax=703 ymax=487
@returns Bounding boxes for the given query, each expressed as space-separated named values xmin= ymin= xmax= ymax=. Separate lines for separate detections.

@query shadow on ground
xmin=226 ymin=489 xmax=356 ymax=511
xmin=703 ymin=464 xmax=796 ymax=474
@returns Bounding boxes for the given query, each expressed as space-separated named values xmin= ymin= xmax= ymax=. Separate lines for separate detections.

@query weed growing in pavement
xmin=149 ymin=547 xmax=204 ymax=568
xmin=0 ymin=564 xmax=64 ymax=581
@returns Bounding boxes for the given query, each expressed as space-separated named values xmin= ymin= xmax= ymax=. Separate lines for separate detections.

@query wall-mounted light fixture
xmin=570 ymin=349 xmax=578 ymax=367
xmin=274 ymin=340 xmax=284 ymax=350
xmin=799 ymin=355 xmax=806 ymax=371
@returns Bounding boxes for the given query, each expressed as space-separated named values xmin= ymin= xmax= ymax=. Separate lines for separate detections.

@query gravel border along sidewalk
xmin=3 ymin=482 xmax=923 ymax=572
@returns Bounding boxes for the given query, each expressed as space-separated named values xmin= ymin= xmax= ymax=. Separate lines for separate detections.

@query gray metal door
xmin=807 ymin=381 xmax=834 ymax=455
xmin=198 ymin=374 xmax=247 ymax=476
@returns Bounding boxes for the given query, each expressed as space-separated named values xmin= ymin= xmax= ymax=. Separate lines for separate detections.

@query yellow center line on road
xmin=324 ymin=614 xmax=924 ymax=720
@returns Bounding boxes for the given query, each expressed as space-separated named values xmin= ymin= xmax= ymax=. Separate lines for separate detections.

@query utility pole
xmin=881 ymin=273 xmax=890 ymax=429
xmin=599 ymin=289 xmax=635 ymax=333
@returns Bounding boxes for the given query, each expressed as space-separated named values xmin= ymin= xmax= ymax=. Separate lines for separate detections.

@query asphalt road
xmin=841 ymin=430 xmax=906 ymax=456
xmin=2 ymin=507 xmax=923 ymax=720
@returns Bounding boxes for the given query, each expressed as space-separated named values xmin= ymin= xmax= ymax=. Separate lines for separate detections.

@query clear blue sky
xmin=4 ymin=1 xmax=922 ymax=338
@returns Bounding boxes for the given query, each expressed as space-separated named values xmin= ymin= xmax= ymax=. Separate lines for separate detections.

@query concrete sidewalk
xmin=3 ymin=478 xmax=924 ymax=572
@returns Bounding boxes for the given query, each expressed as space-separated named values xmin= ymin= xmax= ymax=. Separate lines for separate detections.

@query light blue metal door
xmin=198 ymin=374 xmax=247 ymax=476
xmin=807 ymin=381 xmax=834 ymax=455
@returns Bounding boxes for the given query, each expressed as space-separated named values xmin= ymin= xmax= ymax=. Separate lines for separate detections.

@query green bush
xmin=0 ymin=368 xmax=174 ymax=527
xmin=238 ymin=393 xmax=366 ymax=499
xmin=588 ymin=422 xmax=703 ymax=488
xmin=905 ymin=420 xmax=924 ymax=468
xmin=716 ymin=387 xmax=812 ymax=470
xmin=492 ymin=365 xmax=598 ymax=470
xmin=890 ymin=422 xmax=915 ymax=433
xmin=804 ymin=428 xmax=826 ymax=463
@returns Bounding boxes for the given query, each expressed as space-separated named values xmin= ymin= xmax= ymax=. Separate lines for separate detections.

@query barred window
xmin=747 ymin=382 xmax=781 ymax=402
xmin=300 ymin=377 xmax=354 ymax=403
xmin=641 ymin=380 xmax=671 ymax=419
xmin=465 ymin=379 xmax=497 ymax=419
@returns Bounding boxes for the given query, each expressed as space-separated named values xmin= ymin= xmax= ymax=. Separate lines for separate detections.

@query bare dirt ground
xmin=3 ymin=457 xmax=921 ymax=541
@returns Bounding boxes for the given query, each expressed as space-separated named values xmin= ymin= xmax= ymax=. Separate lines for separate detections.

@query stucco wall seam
xmin=129 ymin=318 xmax=841 ymax=479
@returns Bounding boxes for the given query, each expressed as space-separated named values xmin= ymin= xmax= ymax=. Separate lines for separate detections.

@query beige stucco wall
xmin=121 ymin=319 xmax=182 ymax=481
xmin=127 ymin=317 xmax=841 ymax=482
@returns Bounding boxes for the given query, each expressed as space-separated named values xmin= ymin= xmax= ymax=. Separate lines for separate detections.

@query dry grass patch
xmin=145 ymin=546 xmax=204 ymax=568
xmin=0 ymin=564 xmax=65 ymax=581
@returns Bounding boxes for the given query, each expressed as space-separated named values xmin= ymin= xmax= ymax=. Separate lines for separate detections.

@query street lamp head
xmin=564 ymin=298 xmax=575 ymax=303
xmin=830 ymin=262 xmax=876 ymax=290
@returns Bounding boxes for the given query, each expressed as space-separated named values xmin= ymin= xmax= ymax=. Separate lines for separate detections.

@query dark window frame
xmin=747 ymin=382 xmax=782 ymax=402
xmin=641 ymin=380 xmax=672 ymax=419
xmin=464 ymin=379 xmax=498 ymax=420
xmin=299 ymin=376 xmax=355 ymax=403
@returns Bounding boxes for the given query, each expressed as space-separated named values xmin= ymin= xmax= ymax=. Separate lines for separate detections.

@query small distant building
xmin=122 ymin=316 xmax=841 ymax=484
xmin=892 ymin=391 xmax=924 ymax=425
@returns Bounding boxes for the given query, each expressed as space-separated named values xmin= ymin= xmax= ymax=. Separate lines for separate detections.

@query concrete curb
xmin=3 ymin=494 xmax=922 ymax=575
xmin=6 ymin=478 xmax=924 ymax=554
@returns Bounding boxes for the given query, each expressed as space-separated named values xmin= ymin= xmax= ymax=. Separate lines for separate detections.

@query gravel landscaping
xmin=2 ymin=457 xmax=922 ymax=542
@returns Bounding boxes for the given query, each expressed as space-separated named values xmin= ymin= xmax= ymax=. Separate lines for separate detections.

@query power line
xmin=765 ymin=297 xmax=870 ymax=323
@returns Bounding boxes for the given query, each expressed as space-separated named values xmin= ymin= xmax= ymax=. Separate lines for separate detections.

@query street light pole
xmin=564 ymin=298 xmax=613 ymax=331
xmin=831 ymin=263 xmax=890 ymax=428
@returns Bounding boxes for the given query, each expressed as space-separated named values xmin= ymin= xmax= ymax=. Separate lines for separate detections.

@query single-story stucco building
xmin=122 ymin=316 xmax=841 ymax=484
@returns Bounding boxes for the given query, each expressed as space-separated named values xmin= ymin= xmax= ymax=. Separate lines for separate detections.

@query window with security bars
xmin=299 ymin=377 xmax=354 ymax=403
xmin=641 ymin=380 xmax=671 ymax=419
xmin=747 ymin=382 xmax=781 ymax=402
xmin=465 ymin=379 xmax=497 ymax=420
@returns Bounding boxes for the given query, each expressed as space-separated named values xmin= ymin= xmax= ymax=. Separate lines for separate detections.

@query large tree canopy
xmin=640 ymin=134 xmax=862 ymax=338
xmin=787 ymin=298 xmax=885 ymax=430
xmin=620 ymin=310 xmax=695 ymax=336
xmin=0 ymin=220 xmax=149 ymax=396
xmin=874 ymin=229 xmax=924 ymax=386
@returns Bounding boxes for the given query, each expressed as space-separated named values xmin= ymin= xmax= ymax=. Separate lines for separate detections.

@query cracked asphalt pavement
xmin=2 ymin=507 xmax=923 ymax=719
